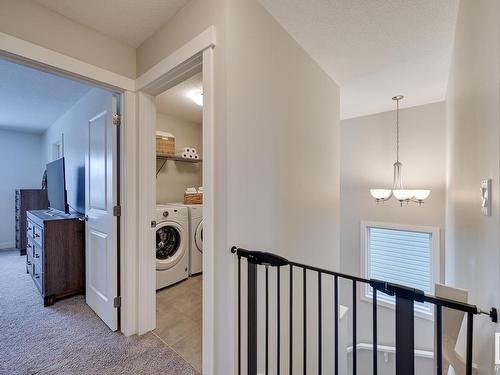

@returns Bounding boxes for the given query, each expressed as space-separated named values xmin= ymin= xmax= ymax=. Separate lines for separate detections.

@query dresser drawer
xmin=33 ymin=224 xmax=43 ymax=246
xmin=26 ymin=239 xmax=34 ymax=257
xmin=26 ymin=253 xmax=33 ymax=275
xmin=27 ymin=239 xmax=42 ymax=260
xmin=27 ymin=221 xmax=34 ymax=239
xmin=33 ymin=241 xmax=42 ymax=261
xmin=32 ymin=260 xmax=43 ymax=293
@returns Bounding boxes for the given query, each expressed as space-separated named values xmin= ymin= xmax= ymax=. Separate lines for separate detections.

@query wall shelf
xmin=156 ymin=155 xmax=202 ymax=177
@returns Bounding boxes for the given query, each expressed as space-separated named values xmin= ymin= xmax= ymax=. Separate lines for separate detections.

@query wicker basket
xmin=184 ymin=193 xmax=203 ymax=205
xmin=156 ymin=133 xmax=175 ymax=156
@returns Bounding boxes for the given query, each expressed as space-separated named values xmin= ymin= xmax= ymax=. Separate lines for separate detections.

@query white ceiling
xmin=157 ymin=72 xmax=203 ymax=124
xmin=35 ymin=0 xmax=190 ymax=48
xmin=259 ymin=0 xmax=459 ymax=119
xmin=0 ymin=59 xmax=92 ymax=133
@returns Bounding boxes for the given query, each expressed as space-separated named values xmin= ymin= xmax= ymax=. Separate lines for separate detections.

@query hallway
xmin=0 ymin=249 xmax=199 ymax=374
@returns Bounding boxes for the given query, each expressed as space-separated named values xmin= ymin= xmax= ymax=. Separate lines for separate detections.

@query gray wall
xmin=445 ymin=0 xmax=500 ymax=373
xmin=42 ymin=88 xmax=113 ymax=214
xmin=156 ymin=112 xmax=202 ymax=204
xmin=0 ymin=129 xmax=45 ymax=248
xmin=340 ymin=102 xmax=446 ymax=351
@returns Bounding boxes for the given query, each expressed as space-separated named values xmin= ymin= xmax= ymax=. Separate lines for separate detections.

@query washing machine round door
xmin=194 ymin=220 xmax=203 ymax=253
xmin=156 ymin=221 xmax=186 ymax=270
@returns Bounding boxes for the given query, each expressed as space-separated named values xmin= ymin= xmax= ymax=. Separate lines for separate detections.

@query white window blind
xmin=365 ymin=225 xmax=434 ymax=315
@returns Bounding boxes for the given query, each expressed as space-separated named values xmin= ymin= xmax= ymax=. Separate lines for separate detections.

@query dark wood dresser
xmin=26 ymin=210 xmax=85 ymax=306
xmin=15 ymin=189 xmax=49 ymax=255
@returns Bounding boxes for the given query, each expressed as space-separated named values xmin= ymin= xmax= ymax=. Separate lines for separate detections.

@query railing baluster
xmin=278 ymin=267 xmax=281 ymax=375
xmin=248 ymin=261 xmax=258 ymax=375
xmin=266 ymin=266 xmax=269 ymax=375
xmin=238 ymin=255 xmax=241 ymax=375
xmin=334 ymin=275 xmax=339 ymax=375
xmin=466 ymin=312 xmax=473 ymax=375
xmin=290 ymin=264 xmax=293 ymax=375
xmin=373 ymin=288 xmax=377 ymax=375
xmin=436 ymin=305 xmax=442 ymax=375
xmin=395 ymin=295 xmax=415 ymax=375
xmin=353 ymin=280 xmax=357 ymax=375
xmin=303 ymin=268 xmax=307 ymax=375
xmin=318 ymin=272 xmax=322 ymax=375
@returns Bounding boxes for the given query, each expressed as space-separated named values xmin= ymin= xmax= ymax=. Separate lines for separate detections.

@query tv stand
xmin=26 ymin=209 xmax=85 ymax=306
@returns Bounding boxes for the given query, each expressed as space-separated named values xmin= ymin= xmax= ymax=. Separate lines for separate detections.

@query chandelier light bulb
xmin=370 ymin=189 xmax=392 ymax=200
xmin=393 ymin=189 xmax=414 ymax=201
xmin=413 ymin=190 xmax=431 ymax=201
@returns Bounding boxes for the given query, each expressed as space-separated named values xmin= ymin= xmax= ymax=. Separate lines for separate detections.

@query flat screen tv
xmin=46 ymin=157 xmax=68 ymax=214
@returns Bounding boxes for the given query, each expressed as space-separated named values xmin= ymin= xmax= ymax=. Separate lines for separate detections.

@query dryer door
xmin=194 ymin=220 xmax=203 ymax=254
xmin=156 ymin=221 xmax=186 ymax=270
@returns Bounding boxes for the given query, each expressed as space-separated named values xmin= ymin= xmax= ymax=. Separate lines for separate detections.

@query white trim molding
xmin=201 ymin=46 xmax=215 ymax=374
xmin=360 ymin=220 xmax=441 ymax=320
xmin=0 ymin=32 xmax=135 ymax=92
xmin=0 ymin=32 xmax=139 ymax=336
xmin=135 ymin=26 xmax=216 ymax=92
xmin=120 ymin=91 xmax=138 ymax=336
xmin=137 ymin=91 xmax=157 ymax=335
xmin=135 ymin=26 xmax=216 ymax=375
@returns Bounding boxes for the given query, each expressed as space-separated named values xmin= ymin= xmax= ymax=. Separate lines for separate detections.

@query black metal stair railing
xmin=231 ymin=246 xmax=498 ymax=375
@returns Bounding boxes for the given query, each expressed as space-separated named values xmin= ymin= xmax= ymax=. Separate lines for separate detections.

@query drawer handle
xmin=35 ymin=234 xmax=40 ymax=238
xmin=35 ymin=254 xmax=40 ymax=258
xmin=35 ymin=274 xmax=40 ymax=279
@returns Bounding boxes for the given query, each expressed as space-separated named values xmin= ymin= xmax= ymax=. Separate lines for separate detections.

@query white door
xmin=85 ymin=94 xmax=119 ymax=331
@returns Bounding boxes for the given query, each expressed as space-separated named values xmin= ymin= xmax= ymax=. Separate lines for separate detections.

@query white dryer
xmin=172 ymin=203 xmax=203 ymax=275
xmin=155 ymin=204 xmax=189 ymax=290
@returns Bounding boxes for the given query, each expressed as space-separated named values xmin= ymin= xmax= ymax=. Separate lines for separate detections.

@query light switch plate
xmin=481 ymin=179 xmax=492 ymax=216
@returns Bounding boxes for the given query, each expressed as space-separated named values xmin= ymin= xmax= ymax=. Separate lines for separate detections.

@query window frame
xmin=360 ymin=221 xmax=441 ymax=320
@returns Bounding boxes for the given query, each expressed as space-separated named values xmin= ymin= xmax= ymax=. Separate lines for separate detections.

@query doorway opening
xmin=153 ymin=71 xmax=203 ymax=371
xmin=0 ymin=56 xmax=122 ymax=344
xmin=135 ymin=28 xmax=215 ymax=373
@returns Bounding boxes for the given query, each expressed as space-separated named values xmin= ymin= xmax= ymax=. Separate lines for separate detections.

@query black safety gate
xmin=232 ymin=246 xmax=497 ymax=375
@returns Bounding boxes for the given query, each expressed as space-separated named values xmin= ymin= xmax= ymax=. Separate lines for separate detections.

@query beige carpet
xmin=0 ymin=248 xmax=199 ymax=375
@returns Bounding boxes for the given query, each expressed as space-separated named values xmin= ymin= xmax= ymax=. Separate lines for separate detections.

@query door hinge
xmin=113 ymin=296 xmax=121 ymax=308
xmin=113 ymin=205 xmax=121 ymax=217
xmin=151 ymin=220 xmax=157 ymax=228
xmin=112 ymin=114 xmax=121 ymax=126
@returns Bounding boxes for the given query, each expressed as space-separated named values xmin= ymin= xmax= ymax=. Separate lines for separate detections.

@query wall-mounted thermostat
xmin=480 ymin=179 xmax=492 ymax=216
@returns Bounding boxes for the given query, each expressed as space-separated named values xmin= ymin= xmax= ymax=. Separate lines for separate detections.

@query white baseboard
xmin=0 ymin=242 xmax=16 ymax=250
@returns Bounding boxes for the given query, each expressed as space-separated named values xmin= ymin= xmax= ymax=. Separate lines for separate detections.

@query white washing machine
xmin=172 ymin=203 xmax=203 ymax=275
xmin=155 ymin=204 xmax=189 ymax=290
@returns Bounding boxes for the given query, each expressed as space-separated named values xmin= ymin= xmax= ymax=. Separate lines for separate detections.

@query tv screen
xmin=46 ymin=157 xmax=68 ymax=214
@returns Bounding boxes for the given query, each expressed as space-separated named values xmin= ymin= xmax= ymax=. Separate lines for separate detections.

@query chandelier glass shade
xmin=369 ymin=95 xmax=430 ymax=205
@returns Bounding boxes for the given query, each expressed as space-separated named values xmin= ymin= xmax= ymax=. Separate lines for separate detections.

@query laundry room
xmin=154 ymin=71 xmax=203 ymax=372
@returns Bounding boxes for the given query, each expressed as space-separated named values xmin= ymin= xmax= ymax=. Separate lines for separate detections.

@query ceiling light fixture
xmin=369 ymin=95 xmax=430 ymax=206
xmin=189 ymin=90 xmax=203 ymax=106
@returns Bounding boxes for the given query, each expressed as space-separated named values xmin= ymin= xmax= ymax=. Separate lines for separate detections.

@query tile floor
xmin=154 ymin=275 xmax=202 ymax=372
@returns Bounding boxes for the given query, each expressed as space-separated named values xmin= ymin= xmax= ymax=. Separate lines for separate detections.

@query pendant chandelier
xmin=369 ymin=95 xmax=430 ymax=206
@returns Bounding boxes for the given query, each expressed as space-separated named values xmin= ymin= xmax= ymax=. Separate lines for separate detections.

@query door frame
xmin=0 ymin=32 xmax=138 ymax=336
xmin=135 ymin=26 xmax=216 ymax=374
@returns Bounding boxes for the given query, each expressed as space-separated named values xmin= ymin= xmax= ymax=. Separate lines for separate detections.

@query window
xmin=361 ymin=221 xmax=440 ymax=316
